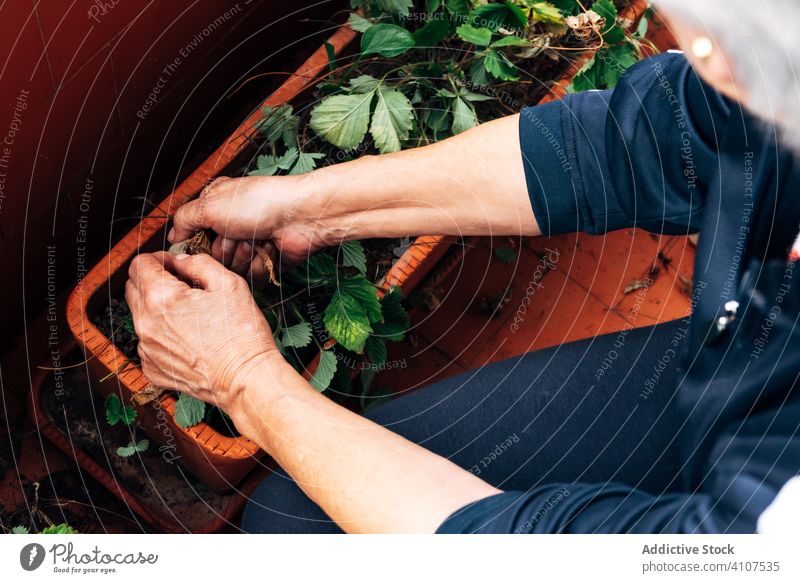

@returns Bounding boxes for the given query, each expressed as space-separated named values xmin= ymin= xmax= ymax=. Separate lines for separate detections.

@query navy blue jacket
xmin=438 ymin=52 xmax=800 ymax=533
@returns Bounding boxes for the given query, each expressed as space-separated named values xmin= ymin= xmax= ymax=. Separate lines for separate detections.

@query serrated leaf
xmin=446 ymin=0 xmax=470 ymax=16
xmin=377 ymin=0 xmax=413 ymax=15
xmin=592 ymin=0 xmax=623 ymax=43
xmin=174 ymin=393 xmax=206 ymax=429
xmin=347 ymin=12 xmax=373 ymax=33
xmin=11 ymin=525 xmax=29 ymax=534
xmin=459 ymin=88 xmax=496 ymax=102
xmin=451 ymin=96 xmax=477 ymax=135
xmin=530 ymin=1 xmax=564 ymax=24
xmin=413 ymin=16 xmax=453 ymax=48
xmin=116 ymin=439 xmax=150 ymax=458
xmin=294 ymin=253 xmax=336 ymax=286
xmin=340 ymin=240 xmax=367 ymax=273
xmin=248 ymin=154 xmax=281 ymax=176
xmin=494 ymin=246 xmax=517 ymax=263
xmin=41 ymin=523 xmax=78 ymax=534
xmin=257 ymin=105 xmax=298 ymax=147
xmin=361 ymin=24 xmax=415 ymax=58
xmin=374 ymin=286 xmax=409 ymax=341
xmin=105 ymin=394 xmax=136 ymax=427
xmin=469 ymin=55 xmax=493 ymax=85
xmin=484 ymin=49 xmax=519 ymax=80
xmin=348 ymin=74 xmax=380 ymax=94
xmin=324 ymin=290 xmax=373 ymax=353
xmin=365 ymin=335 xmax=387 ymax=367
xmin=310 ymin=92 xmax=375 ymax=151
xmin=289 ymin=151 xmax=325 ymax=175
xmin=469 ymin=3 xmax=526 ymax=32
xmin=370 ymin=88 xmax=413 ymax=154
xmin=310 ymin=350 xmax=338 ymax=392
xmin=281 ymin=321 xmax=313 ymax=349
xmin=456 ymin=24 xmax=492 ymax=47
xmin=340 ymin=276 xmax=382 ymax=323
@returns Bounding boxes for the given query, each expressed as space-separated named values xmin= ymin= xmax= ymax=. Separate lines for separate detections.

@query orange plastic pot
xmin=65 ymin=23 xmax=453 ymax=493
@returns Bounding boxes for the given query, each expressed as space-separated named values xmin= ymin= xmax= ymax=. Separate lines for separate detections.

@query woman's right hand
xmin=168 ymin=175 xmax=334 ymax=279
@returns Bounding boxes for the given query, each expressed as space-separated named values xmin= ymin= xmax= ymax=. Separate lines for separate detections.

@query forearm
xmin=231 ymin=356 xmax=500 ymax=533
xmin=304 ymin=113 xmax=540 ymax=241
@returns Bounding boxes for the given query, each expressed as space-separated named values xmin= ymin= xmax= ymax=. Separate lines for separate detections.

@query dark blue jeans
xmin=241 ymin=320 xmax=685 ymax=533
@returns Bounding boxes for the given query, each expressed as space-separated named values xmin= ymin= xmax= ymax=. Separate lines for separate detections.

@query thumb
xmin=168 ymin=198 xmax=209 ymax=243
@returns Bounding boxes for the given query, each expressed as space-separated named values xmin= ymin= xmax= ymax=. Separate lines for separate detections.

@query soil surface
xmin=41 ymin=368 xmax=246 ymax=532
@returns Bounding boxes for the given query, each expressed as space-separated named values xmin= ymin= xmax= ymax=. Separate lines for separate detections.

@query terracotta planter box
xmin=66 ymin=23 xmax=454 ymax=494
xmin=66 ymin=1 xmax=646 ymax=495
xmin=27 ymin=342 xmax=270 ymax=533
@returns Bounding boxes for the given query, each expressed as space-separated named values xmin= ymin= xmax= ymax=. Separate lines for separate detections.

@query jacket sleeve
xmin=520 ymin=52 xmax=731 ymax=237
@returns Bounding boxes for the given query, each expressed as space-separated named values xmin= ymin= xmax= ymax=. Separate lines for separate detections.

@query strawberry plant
xmin=99 ymin=0 xmax=650 ymax=433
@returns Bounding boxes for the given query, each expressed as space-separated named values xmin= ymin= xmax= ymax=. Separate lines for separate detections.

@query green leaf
xmin=11 ymin=525 xmax=29 ymax=534
xmin=469 ymin=2 xmax=526 ymax=32
xmin=248 ymin=154 xmax=281 ymax=176
xmin=427 ymin=0 xmax=442 ymax=12
xmin=281 ymin=321 xmax=313 ymax=348
xmin=459 ymin=88 xmax=496 ymax=102
xmin=295 ymin=253 xmax=337 ymax=285
xmin=347 ymin=12 xmax=373 ymax=33
xmin=413 ymin=16 xmax=454 ymax=48
xmin=365 ymin=335 xmax=387 ymax=367
xmin=116 ymin=439 xmax=150 ymax=458
xmin=469 ymin=56 xmax=493 ymax=85
xmin=494 ymin=246 xmax=517 ymax=263
xmin=377 ymin=0 xmax=413 ymax=15
xmin=456 ymin=24 xmax=493 ymax=47
xmin=174 ymin=393 xmax=206 ymax=429
xmin=484 ymin=49 xmax=519 ymax=80
xmin=121 ymin=313 xmax=136 ymax=335
xmin=310 ymin=92 xmax=375 ymax=151
xmin=374 ymin=286 xmax=409 ymax=341
xmin=256 ymin=104 xmax=298 ymax=147
xmin=370 ymin=88 xmax=414 ymax=154
xmin=490 ymin=35 xmax=531 ymax=48
xmin=289 ymin=151 xmax=325 ymax=175
xmin=105 ymin=394 xmax=136 ymax=427
xmin=530 ymin=1 xmax=564 ymax=24
xmin=41 ymin=523 xmax=78 ymax=534
xmin=324 ymin=41 xmax=336 ymax=73
xmin=592 ymin=0 xmax=624 ymax=43
xmin=446 ymin=0 xmax=470 ymax=17
xmin=348 ymin=74 xmax=381 ymax=94
xmin=340 ymin=276 xmax=383 ymax=324
xmin=340 ymin=240 xmax=368 ymax=273
xmin=310 ymin=350 xmax=338 ymax=392
xmin=451 ymin=96 xmax=477 ymax=135
xmin=324 ymin=290 xmax=373 ymax=353
xmin=361 ymin=24 xmax=415 ymax=58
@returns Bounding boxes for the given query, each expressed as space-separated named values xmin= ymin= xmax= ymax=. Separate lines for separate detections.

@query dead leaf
xmin=255 ymin=245 xmax=281 ymax=287
xmin=132 ymin=384 xmax=164 ymax=406
xmin=623 ymin=279 xmax=651 ymax=295
xmin=168 ymin=230 xmax=211 ymax=256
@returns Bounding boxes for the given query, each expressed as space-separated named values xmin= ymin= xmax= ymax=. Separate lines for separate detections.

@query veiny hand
xmin=125 ymin=251 xmax=278 ymax=414
xmin=168 ymin=175 xmax=334 ymax=280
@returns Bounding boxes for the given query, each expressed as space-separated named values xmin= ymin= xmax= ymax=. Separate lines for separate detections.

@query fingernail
xmin=175 ymin=253 xmax=189 ymax=260
xmin=241 ymin=241 xmax=252 ymax=253
xmin=167 ymin=228 xmax=176 ymax=242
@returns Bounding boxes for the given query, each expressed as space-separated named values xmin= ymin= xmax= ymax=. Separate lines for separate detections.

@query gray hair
xmin=655 ymin=0 xmax=800 ymax=150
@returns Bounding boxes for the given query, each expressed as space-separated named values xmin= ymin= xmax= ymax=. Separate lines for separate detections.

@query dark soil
xmin=41 ymin=368 xmax=241 ymax=532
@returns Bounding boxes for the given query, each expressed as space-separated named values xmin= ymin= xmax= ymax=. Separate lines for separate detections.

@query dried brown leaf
xmin=255 ymin=245 xmax=281 ymax=287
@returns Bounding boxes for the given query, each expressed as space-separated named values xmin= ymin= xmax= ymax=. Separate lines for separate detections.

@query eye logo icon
xmin=20 ymin=543 xmax=46 ymax=571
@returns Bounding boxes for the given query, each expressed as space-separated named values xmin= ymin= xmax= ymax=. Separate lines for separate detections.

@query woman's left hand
xmin=124 ymin=251 xmax=278 ymax=413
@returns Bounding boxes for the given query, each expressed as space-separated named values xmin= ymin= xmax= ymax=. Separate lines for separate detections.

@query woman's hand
xmin=124 ymin=251 xmax=278 ymax=416
xmin=168 ymin=175 xmax=335 ymax=280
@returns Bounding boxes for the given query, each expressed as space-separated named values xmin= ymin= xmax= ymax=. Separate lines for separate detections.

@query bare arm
xmin=126 ymin=252 xmax=500 ymax=533
xmin=168 ymin=114 xmax=539 ymax=276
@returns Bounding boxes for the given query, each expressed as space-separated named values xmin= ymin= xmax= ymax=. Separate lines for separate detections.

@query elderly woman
xmin=125 ymin=0 xmax=800 ymax=533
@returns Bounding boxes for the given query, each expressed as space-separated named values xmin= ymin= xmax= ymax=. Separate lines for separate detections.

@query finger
xmin=169 ymin=198 xmax=210 ymax=243
xmin=170 ymin=252 xmax=242 ymax=292
xmin=128 ymin=251 xmax=185 ymax=289
xmin=211 ymin=236 xmax=237 ymax=268
xmin=230 ymin=240 xmax=254 ymax=276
